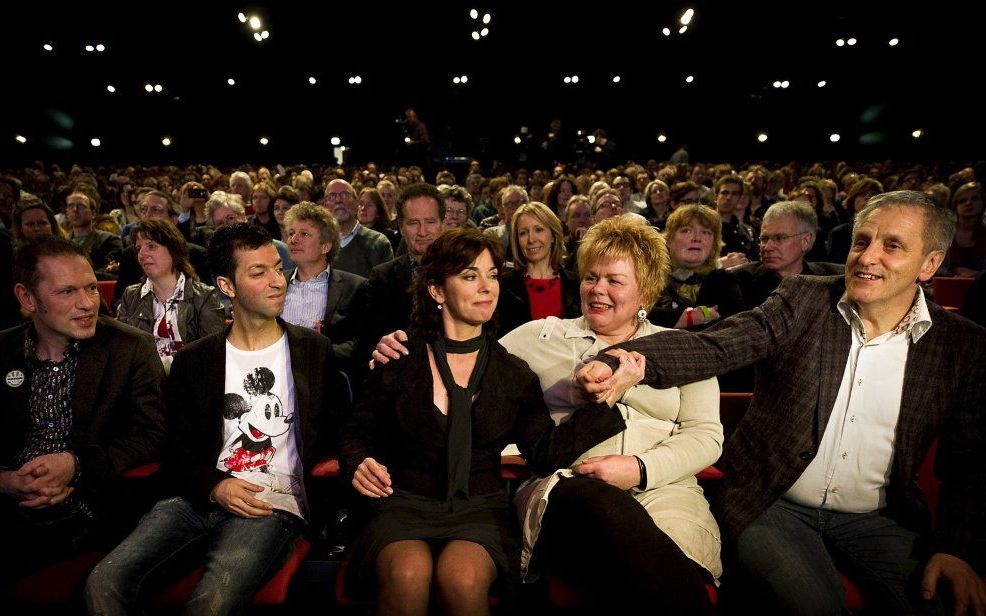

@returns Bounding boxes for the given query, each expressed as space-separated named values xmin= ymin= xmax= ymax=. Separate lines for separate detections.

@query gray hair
xmin=763 ymin=201 xmax=818 ymax=250
xmin=229 ymin=171 xmax=252 ymax=187
xmin=205 ymin=191 xmax=246 ymax=227
xmin=855 ymin=190 xmax=956 ymax=254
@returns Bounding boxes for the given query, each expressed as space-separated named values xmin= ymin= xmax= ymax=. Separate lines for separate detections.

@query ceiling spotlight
xmin=757 ymin=132 xmax=768 ymax=143
xmin=469 ymin=9 xmax=478 ymax=19
xmin=144 ymin=83 xmax=154 ymax=92
xmin=571 ymin=75 xmax=579 ymax=83
xmin=261 ymin=30 xmax=269 ymax=40
xmin=471 ymin=31 xmax=480 ymax=40
xmin=685 ymin=75 xmax=694 ymax=83
xmin=829 ymin=133 xmax=841 ymax=143
xmin=847 ymin=37 xmax=857 ymax=46
xmin=15 ymin=135 xmax=27 ymax=144
xmin=657 ymin=134 xmax=667 ymax=143
xmin=513 ymin=136 xmax=522 ymax=145
xmin=889 ymin=38 xmax=899 ymax=47
xmin=96 ymin=44 xmax=105 ymax=52
xmin=662 ymin=27 xmax=671 ymax=36
xmin=404 ymin=137 xmax=411 ymax=144
xmin=308 ymin=76 xmax=317 ymax=85
xmin=348 ymin=77 xmax=355 ymax=84
xmin=106 ymin=85 xmax=115 ymax=93
xmin=354 ymin=75 xmax=362 ymax=84
xmin=587 ymin=135 xmax=597 ymax=144
xmin=836 ymin=38 xmax=845 ymax=47
xmin=162 ymin=137 xmax=172 ymax=147
xmin=680 ymin=8 xmax=695 ymax=25
xmin=817 ymin=80 xmax=827 ymax=88
xmin=480 ymin=27 xmax=489 ymax=37
xmin=238 ymin=12 xmax=246 ymax=23
xmin=781 ymin=80 xmax=790 ymax=88
xmin=772 ymin=80 xmax=781 ymax=89
xmin=483 ymin=13 xmax=491 ymax=24
xmin=227 ymin=78 xmax=236 ymax=86
xmin=253 ymin=32 xmax=262 ymax=41
xmin=249 ymin=16 xmax=261 ymax=30
xmin=85 ymin=44 xmax=95 ymax=52
xmin=679 ymin=25 xmax=688 ymax=34
xmin=330 ymin=136 xmax=341 ymax=146
xmin=90 ymin=138 xmax=101 ymax=147
xmin=43 ymin=43 xmax=53 ymax=51
xmin=912 ymin=129 xmax=923 ymax=139
xmin=154 ymin=84 xmax=162 ymax=92
xmin=453 ymin=76 xmax=461 ymax=84
xmin=460 ymin=75 xmax=468 ymax=83
xmin=259 ymin=136 xmax=269 ymax=146
xmin=612 ymin=75 xmax=621 ymax=83
xmin=564 ymin=76 xmax=571 ymax=84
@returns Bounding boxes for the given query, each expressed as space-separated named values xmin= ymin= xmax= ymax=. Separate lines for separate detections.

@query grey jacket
xmin=117 ymin=277 xmax=226 ymax=344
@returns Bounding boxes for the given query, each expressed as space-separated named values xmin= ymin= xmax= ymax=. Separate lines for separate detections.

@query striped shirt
xmin=282 ymin=265 xmax=330 ymax=331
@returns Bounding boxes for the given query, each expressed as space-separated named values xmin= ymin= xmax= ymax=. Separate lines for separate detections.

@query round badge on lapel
xmin=5 ymin=370 xmax=25 ymax=388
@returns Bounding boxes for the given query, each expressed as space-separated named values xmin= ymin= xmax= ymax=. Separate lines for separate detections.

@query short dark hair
xmin=132 ymin=219 xmax=198 ymax=281
xmin=276 ymin=185 xmax=301 ymax=205
xmin=208 ymin=222 xmax=273 ymax=282
xmin=396 ymin=183 xmax=445 ymax=223
xmin=410 ymin=228 xmax=504 ymax=342
xmin=13 ymin=236 xmax=91 ymax=292
xmin=714 ymin=174 xmax=745 ymax=196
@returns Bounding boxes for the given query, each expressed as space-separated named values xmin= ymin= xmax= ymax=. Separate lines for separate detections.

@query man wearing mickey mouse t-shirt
xmin=87 ymin=224 xmax=343 ymax=615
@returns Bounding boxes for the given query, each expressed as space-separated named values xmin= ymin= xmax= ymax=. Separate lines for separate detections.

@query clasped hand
xmin=0 ymin=452 xmax=77 ymax=509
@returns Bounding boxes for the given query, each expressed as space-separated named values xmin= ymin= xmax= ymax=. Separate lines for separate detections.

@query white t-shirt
xmin=217 ymin=333 xmax=307 ymax=520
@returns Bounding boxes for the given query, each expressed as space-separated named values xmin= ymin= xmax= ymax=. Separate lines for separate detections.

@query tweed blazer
xmin=334 ymin=225 xmax=395 ymax=279
xmin=599 ymin=275 xmax=986 ymax=569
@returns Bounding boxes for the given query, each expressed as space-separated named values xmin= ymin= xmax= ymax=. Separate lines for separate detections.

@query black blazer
xmin=496 ymin=267 xmax=581 ymax=336
xmin=341 ymin=336 xmax=626 ymax=500
xmin=648 ymin=267 xmax=745 ymax=329
xmin=360 ymin=255 xmax=414 ymax=365
xmin=0 ymin=317 xmax=166 ymax=505
xmin=162 ymin=321 xmax=347 ymax=522
xmin=731 ymin=260 xmax=844 ymax=310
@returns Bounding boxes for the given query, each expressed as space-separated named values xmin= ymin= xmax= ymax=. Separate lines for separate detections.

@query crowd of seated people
xmin=0 ymin=155 xmax=984 ymax=615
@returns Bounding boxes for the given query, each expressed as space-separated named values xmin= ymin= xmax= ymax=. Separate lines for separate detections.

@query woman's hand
xmin=718 ymin=252 xmax=749 ymax=269
xmin=673 ymin=305 xmax=720 ymax=329
xmin=352 ymin=457 xmax=393 ymax=498
xmin=572 ymin=455 xmax=642 ymax=490
xmin=602 ymin=349 xmax=645 ymax=407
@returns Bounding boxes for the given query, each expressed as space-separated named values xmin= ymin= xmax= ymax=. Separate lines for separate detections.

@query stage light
xmin=657 ymin=134 xmax=667 ymax=143
xmin=829 ymin=133 xmax=841 ymax=143
xmin=96 ymin=44 xmax=105 ymax=52
xmin=480 ymin=27 xmax=489 ymax=37
xmin=817 ymin=80 xmax=827 ymax=88
xmin=309 ymin=76 xmax=317 ymax=85
xmin=162 ymin=137 xmax=172 ymax=147
xmin=679 ymin=25 xmax=688 ymax=34
xmin=470 ymin=9 xmax=478 ymax=19
xmin=15 ymin=135 xmax=27 ymax=144
xmin=238 ymin=12 xmax=246 ymax=23
xmin=571 ymin=75 xmax=579 ymax=83
xmin=154 ymin=84 xmax=163 ymax=92
xmin=261 ymin=30 xmax=269 ymax=40
xmin=612 ymin=75 xmax=621 ymax=83
xmin=662 ymin=27 xmax=671 ymax=36
xmin=249 ymin=16 xmax=261 ymax=30
xmin=90 ymin=138 xmax=101 ymax=147
xmin=460 ymin=75 xmax=468 ymax=83
xmin=85 ymin=45 xmax=95 ymax=52
xmin=836 ymin=38 xmax=845 ymax=47
xmin=259 ymin=136 xmax=269 ymax=145
xmin=772 ymin=81 xmax=781 ymax=89
xmin=681 ymin=8 xmax=695 ymax=25
xmin=563 ymin=76 xmax=571 ymax=84
xmin=453 ymin=76 xmax=461 ymax=84
xmin=354 ymin=75 xmax=362 ymax=84
xmin=145 ymin=83 xmax=154 ymax=92
xmin=330 ymin=137 xmax=341 ymax=146
xmin=685 ymin=75 xmax=694 ymax=83
xmin=106 ymin=85 xmax=115 ymax=93
xmin=348 ymin=77 xmax=355 ymax=84
xmin=757 ymin=133 xmax=768 ymax=143
xmin=889 ymin=38 xmax=899 ymax=47
xmin=227 ymin=78 xmax=236 ymax=86
xmin=577 ymin=130 xmax=583 ymax=136
xmin=912 ymin=129 xmax=923 ymax=138
xmin=471 ymin=31 xmax=480 ymax=40
xmin=43 ymin=43 xmax=53 ymax=51
xmin=253 ymin=32 xmax=262 ymax=42
xmin=847 ymin=38 xmax=857 ymax=46
xmin=483 ymin=13 xmax=491 ymax=24
xmin=587 ymin=135 xmax=596 ymax=144
xmin=513 ymin=136 xmax=521 ymax=145
xmin=781 ymin=80 xmax=790 ymax=88
xmin=404 ymin=137 xmax=411 ymax=143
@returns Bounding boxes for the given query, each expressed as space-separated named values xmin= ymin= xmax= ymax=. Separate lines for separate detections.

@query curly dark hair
xmin=409 ymin=228 xmax=504 ymax=342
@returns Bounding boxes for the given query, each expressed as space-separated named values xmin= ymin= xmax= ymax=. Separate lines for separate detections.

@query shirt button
xmin=841 ymin=452 xmax=848 ymax=460
xmin=48 ymin=394 xmax=53 ymax=399
xmin=831 ymin=487 xmax=839 ymax=493
xmin=857 ymin=379 xmax=863 ymax=386
xmin=850 ymin=416 xmax=856 ymax=423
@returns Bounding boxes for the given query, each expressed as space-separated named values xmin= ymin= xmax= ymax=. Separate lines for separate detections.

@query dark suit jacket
xmin=0 ymin=317 xmax=166 ymax=507
xmin=360 ymin=254 xmax=414 ymax=366
xmin=162 ymin=321 xmax=347 ymax=523
xmin=341 ymin=336 xmax=625 ymax=499
xmin=334 ymin=225 xmax=394 ymax=279
xmin=78 ymin=229 xmax=123 ymax=276
xmin=731 ymin=260 xmax=844 ymax=310
xmin=496 ymin=267 xmax=581 ymax=336
xmin=648 ymin=267 xmax=745 ymax=329
xmin=601 ymin=276 xmax=986 ymax=570
xmin=286 ymin=266 xmax=368 ymax=371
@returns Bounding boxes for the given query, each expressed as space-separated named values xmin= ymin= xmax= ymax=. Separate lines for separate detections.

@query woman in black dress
xmin=341 ymin=228 xmax=641 ymax=615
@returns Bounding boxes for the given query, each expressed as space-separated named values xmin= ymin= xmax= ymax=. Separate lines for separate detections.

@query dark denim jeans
xmin=85 ymin=496 xmax=300 ymax=616
xmin=735 ymin=498 xmax=943 ymax=615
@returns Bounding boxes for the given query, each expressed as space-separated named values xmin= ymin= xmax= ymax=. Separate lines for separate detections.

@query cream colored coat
xmin=500 ymin=317 xmax=724 ymax=581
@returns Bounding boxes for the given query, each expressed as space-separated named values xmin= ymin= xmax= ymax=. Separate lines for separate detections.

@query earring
xmin=437 ymin=303 xmax=443 ymax=310
xmin=637 ymin=307 xmax=647 ymax=323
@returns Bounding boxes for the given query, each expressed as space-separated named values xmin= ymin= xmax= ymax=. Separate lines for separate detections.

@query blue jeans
xmin=85 ymin=497 xmax=300 ymax=616
xmin=735 ymin=499 xmax=942 ymax=615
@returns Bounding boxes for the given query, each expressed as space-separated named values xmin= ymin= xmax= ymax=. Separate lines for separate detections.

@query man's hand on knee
xmin=921 ymin=553 xmax=986 ymax=616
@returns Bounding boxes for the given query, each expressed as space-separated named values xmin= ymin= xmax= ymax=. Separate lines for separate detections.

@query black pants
xmin=535 ymin=477 xmax=712 ymax=614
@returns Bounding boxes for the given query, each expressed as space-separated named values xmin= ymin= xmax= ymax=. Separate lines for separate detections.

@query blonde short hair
xmin=577 ymin=215 xmax=670 ymax=310
xmin=509 ymin=202 xmax=566 ymax=271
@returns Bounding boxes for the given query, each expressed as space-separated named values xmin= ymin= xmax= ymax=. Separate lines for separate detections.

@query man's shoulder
xmin=806 ymin=261 xmax=845 ymax=276
xmin=92 ymin=315 xmax=154 ymax=345
xmin=355 ymin=225 xmax=390 ymax=246
xmin=729 ymin=262 xmax=764 ymax=279
xmin=0 ymin=321 xmax=29 ymax=349
xmin=369 ymin=254 xmax=410 ymax=280
xmin=927 ymin=302 xmax=986 ymax=346
xmin=333 ymin=268 xmax=368 ymax=287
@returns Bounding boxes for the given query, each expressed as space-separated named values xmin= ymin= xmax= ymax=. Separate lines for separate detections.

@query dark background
xmin=2 ymin=1 xmax=983 ymax=168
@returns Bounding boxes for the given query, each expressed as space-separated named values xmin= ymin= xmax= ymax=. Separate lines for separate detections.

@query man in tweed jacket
xmin=579 ymin=191 xmax=985 ymax=614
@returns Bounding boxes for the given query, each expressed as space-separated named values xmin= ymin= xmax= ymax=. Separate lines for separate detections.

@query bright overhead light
xmin=460 ymin=75 xmax=468 ymax=83
xmin=348 ymin=77 xmax=355 ymax=84
xmin=227 ymin=78 xmax=236 ymax=86
xmin=469 ymin=9 xmax=478 ymax=19
xmin=354 ymin=75 xmax=362 ymax=84
xmin=679 ymin=25 xmax=688 ymax=34
xmin=662 ymin=27 xmax=671 ymax=36
xmin=563 ymin=76 xmax=571 ymax=84
xmin=154 ymin=84 xmax=162 ymax=92
xmin=144 ymin=83 xmax=153 ymax=92
xmin=308 ymin=76 xmax=317 ymax=85
xmin=85 ymin=45 xmax=95 ymax=52
xmin=888 ymin=38 xmax=899 ymax=47
xmin=259 ymin=136 xmax=269 ymax=145
xmin=330 ymin=136 xmax=341 ymax=146
xmin=587 ymin=135 xmax=596 ymax=144
xmin=162 ymin=137 xmax=172 ymax=147
xmin=829 ymin=133 xmax=841 ymax=143
xmin=253 ymin=32 xmax=262 ymax=41
xmin=15 ymin=135 xmax=27 ymax=144
xmin=836 ymin=38 xmax=845 ymax=47
xmin=757 ymin=132 xmax=768 ymax=143
xmin=249 ymin=16 xmax=261 ymax=30
xmin=261 ymin=30 xmax=269 ymax=40
xmin=612 ymin=75 xmax=621 ymax=83
xmin=571 ymin=75 xmax=579 ymax=84
xmin=817 ymin=80 xmax=827 ymax=88
xmin=685 ymin=75 xmax=694 ymax=83
xmin=781 ymin=80 xmax=790 ymax=88
xmin=90 ymin=138 xmax=101 ymax=147
xmin=847 ymin=37 xmax=857 ymax=46
xmin=453 ymin=76 xmax=461 ymax=84
xmin=96 ymin=44 xmax=105 ymax=52
xmin=404 ymin=137 xmax=411 ymax=144
xmin=681 ymin=8 xmax=695 ymax=25
xmin=43 ymin=43 xmax=53 ymax=51
xmin=238 ymin=12 xmax=246 ymax=22
xmin=513 ymin=136 xmax=521 ymax=145
xmin=483 ymin=13 xmax=491 ymax=24
xmin=912 ymin=129 xmax=923 ymax=139
xmin=772 ymin=80 xmax=781 ymax=89
xmin=106 ymin=85 xmax=115 ymax=93
xmin=480 ymin=27 xmax=489 ymax=37
xmin=471 ymin=31 xmax=480 ymax=40
xmin=657 ymin=134 xmax=667 ymax=143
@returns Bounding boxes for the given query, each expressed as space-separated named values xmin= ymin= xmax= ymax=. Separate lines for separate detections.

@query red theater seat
xmin=97 ymin=280 xmax=116 ymax=315
xmin=932 ymin=276 xmax=973 ymax=312
xmin=3 ymin=551 xmax=104 ymax=605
